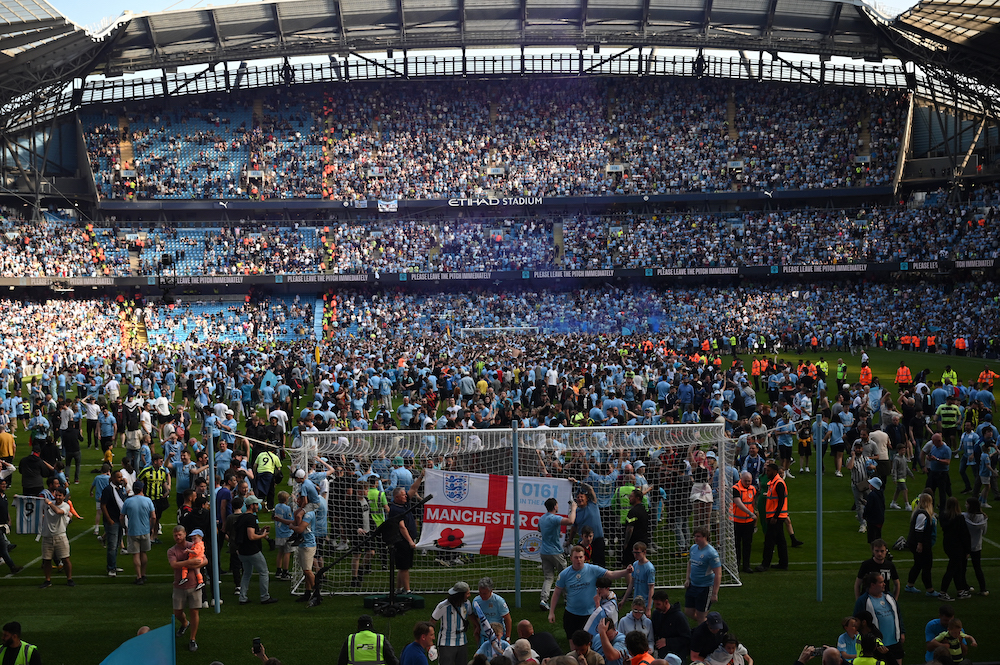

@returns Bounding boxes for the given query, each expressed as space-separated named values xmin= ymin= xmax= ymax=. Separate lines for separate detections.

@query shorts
xmin=798 ymin=442 xmax=812 ymax=456
xmin=684 ymin=584 xmax=712 ymax=614
xmin=158 ymin=413 xmax=174 ymax=424
xmin=172 ymin=585 xmax=202 ymax=610
xmin=393 ymin=542 xmax=415 ymax=570
xmin=127 ymin=534 xmax=152 ymax=554
xmin=41 ymin=534 xmax=70 ymax=560
xmin=297 ymin=546 xmax=317 ymax=570
xmin=276 ymin=537 xmax=294 ymax=554
xmin=981 ymin=476 xmax=992 ymax=486
xmin=779 ymin=446 xmax=792 ymax=460
xmin=830 ymin=443 xmax=846 ymax=454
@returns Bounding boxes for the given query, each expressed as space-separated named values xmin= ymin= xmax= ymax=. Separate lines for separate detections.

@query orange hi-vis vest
xmin=901 ymin=335 xmax=910 ymax=346
xmin=765 ymin=474 xmax=788 ymax=520
xmin=980 ymin=369 xmax=998 ymax=388
xmin=955 ymin=338 xmax=967 ymax=351
xmin=752 ymin=359 xmax=761 ymax=376
xmin=732 ymin=482 xmax=758 ymax=524
xmin=896 ymin=366 xmax=912 ymax=385
xmin=859 ymin=366 xmax=873 ymax=386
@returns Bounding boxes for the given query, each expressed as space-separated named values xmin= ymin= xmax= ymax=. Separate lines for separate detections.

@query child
xmin=837 ymin=616 xmax=860 ymax=663
xmin=889 ymin=442 xmax=913 ymax=509
xmin=797 ymin=425 xmax=812 ymax=474
xmin=178 ymin=528 xmax=206 ymax=589
xmin=624 ymin=541 xmax=655 ymax=609
xmin=979 ymin=443 xmax=998 ymax=509
xmin=584 ymin=576 xmax=618 ymax=634
xmin=930 ymin=617 xmax=977 ymax=665
xmin=853 ymin=633 xmax=881 ymax=665
xmin=704 ymin=633 xmax=753 ymax=665
xmin=578 ymin=526 xmax=594 ymax=563
xmin=103 ymin=446 xmax=115 ymax=468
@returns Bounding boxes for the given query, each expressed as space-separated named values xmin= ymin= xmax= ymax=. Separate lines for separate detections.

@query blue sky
xmin=55 ymin=0 xmax=919 ymax=32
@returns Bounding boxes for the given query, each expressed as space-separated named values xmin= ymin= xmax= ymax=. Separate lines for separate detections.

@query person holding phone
xmin=236 ymin=495 xmax=278 ymax=605
xmin=253 ymin=639 xmax=283 ymax=665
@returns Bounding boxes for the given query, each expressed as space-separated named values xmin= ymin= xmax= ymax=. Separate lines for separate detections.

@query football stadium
xmin=1 ymin=0 xmax=999 ymax=662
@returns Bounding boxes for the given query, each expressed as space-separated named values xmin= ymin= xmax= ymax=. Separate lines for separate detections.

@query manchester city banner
xmin=14 ymin=495 xmax=44 ymax=535
xmin=416 ymin=469 xmax=571 ymax=560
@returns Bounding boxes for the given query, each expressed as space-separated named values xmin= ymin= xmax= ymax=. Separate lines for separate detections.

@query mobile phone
xmin=252 ymin=638 xmax=262 ymax=655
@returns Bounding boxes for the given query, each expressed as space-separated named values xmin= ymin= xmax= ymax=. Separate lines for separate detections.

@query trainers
xmin=786 ymin=471 xmax=796 ymax=479
xmin=234 ymin=587 xmax=241 ymax=596
xmin=958 ymin=590 xmax=972 ymax=599
xmin=10 ymin=566 xmax=23 ymax=575
xmin=66 ymin=579 xmax=75 ymax=587
xmin=108 ymin=570 xmax=117 ymax=578
xmin=904 ymin=584 xmax=921 ymax=593
xmin=261 ymin=597 xmax=279 ymax=605
xmin=39 ymin=580 xmax=52 ymax=589
xmin=195 ymin=582 xmax=205 ymax=590
xmin=925 ymin=590 xmax=940 ymax=597
xmin=434 ymin=557 xmax=451 ymax=567
xmin=176 ymin=623 xmax=189 ymax=638
xmin=979 ymin=590 xmax=990 ymax=596
xmin=805 ymin=467 xmax=810 ymax=473
xmin=134 ymin=577 xmax=145 ymax=585
xmin=938 ymin=592 xmax=954 ymax=601
xmin=889 ymin=502 xmax=900 ymax=510
xmin=799 ymin=468 xmax=804 ymax=473
xmin=177 ymin=578 xmax=188 ymax=586
xmin=189 ymin=640 xmax=198 ymax=652
xmin=835 ymin=471 xmax=843 ymax=477
xmin=539 ymin=600 xmax=550 ymax=611
xmin=859 ymin=523 xmax=867 ymax=533
xmin=982 ymin=503 xmax=993 ymax=509
xmin=93 ymin=526 xmax=100 ymax=535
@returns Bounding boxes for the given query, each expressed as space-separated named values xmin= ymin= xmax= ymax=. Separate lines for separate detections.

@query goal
xmin=289 ymin=422 xmax=739 ymax=596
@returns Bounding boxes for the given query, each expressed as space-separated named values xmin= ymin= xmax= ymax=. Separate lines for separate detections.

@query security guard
xmin=338 ymin=615 xmax=398 ymax=665
xmin=731 ymin=471 xmax=758 ymax=575
xmin=0 ymin=622 xmax=40 ymax=665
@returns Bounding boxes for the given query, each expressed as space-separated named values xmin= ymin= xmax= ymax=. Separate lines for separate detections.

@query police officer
xmin=0 ymin=622 xmax=41 ymax=665
xmin=338 ymin=615 xmax=398 ymax=665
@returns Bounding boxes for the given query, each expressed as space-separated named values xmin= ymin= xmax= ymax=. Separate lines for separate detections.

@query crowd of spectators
xmin=0 ymin=210 xmax=131 ymax=278
xmin=84 ymin=78 xmax=906 ymax=201
xmin=142 ymin=297 xmax=314 ymax=345
xmin=321 ymin=280 xmax=1000 ymax=349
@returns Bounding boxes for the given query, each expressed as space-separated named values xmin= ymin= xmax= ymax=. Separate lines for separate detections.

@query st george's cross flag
xmin=416 ymin=469 xmax=571 ymax=561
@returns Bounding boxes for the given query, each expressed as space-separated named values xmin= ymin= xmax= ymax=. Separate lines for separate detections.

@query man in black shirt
xmin=650 ymin=589 xmax=690 ymax=660
xmin=100 ymin=469 xmax=128 ymax=577
xmin=689 ymin=611 xmax=728 ymax=663
xmin=17 ymin=449 xmax=53 ymax=497
xmin=514 ymin=620 xmax=562 ymax=660
xmin=622 ymin=489 xmax=649 ymax=566
xmin=386 ymin=469 xmax=424 ymax=594
xmin=853 ymin=538 xmax=900 ymax=600
xmin=235 ymin=495 xmax=277 ymax=605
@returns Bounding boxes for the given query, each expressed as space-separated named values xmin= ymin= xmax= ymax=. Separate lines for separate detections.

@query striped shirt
xmin=138 ymin=465 xmax=169 ymax=500
xmin=431 ymin=598 xmax=472 ymax=647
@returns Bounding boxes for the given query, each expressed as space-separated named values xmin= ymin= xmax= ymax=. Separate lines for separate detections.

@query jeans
xmin=852 ymin=485 xmax=869 ymax=524
xmin=238 ymin=550 xmax=271 ymax=602
xmin=64 ymin=450 xmax=82 ymax=482
xmin=105 ymin=522 xmax=122 ymax=572
xmin=540 ymin=553 xmax=566 ymax=603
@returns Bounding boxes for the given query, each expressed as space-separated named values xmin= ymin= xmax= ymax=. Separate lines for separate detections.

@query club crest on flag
xmin=443 ymin=473 xmax=470 ymax=503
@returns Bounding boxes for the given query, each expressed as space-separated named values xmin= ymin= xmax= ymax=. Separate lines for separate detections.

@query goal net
xmin=289 ymin=422 xmax=739 ymax=596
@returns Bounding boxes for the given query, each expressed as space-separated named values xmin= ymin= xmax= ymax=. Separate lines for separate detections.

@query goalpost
xmin=290 ymin=423 xmax=739 ymax=595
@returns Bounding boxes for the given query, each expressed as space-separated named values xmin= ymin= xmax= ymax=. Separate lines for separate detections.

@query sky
xmin=54 ymin=0 xmax=920 ymax=33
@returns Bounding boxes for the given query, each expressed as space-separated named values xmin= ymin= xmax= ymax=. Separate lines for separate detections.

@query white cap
xmin=294 ymin=469 xmax=306 ymax=480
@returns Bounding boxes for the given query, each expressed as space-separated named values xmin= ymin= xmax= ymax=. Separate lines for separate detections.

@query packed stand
xmin=85 ymin=78 xmax=906 ymax=200
xmin=143 ymin=297 xmax=314 ymax=345
xmin=0 ymin=211 xmax=131 ymax=278
xmin=321 ymin=280 xmax=1000 ymax=346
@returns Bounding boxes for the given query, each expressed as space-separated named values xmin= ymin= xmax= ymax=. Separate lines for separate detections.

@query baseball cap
xmin=132 ymin=481 xmax=145 ymax=494
xmin=294 ymin=469 xmax=306 ymax=480
xmin=393 ymin=456 xmax=404 ymax=466
xmin=189 ymin=529 xmax=204 ymax=538
xmin=244 ymin=495 xmax=263 ymax=506
xmin=706 ymin=611 xmax=724 ymax=630
xmin=448 ymin=581 xmax=470 ymax=595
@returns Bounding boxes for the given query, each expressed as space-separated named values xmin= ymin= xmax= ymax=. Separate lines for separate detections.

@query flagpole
xmin=512 ymin=419 xmax=521 ymax=609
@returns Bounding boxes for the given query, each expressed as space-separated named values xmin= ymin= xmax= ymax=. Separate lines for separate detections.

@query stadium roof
xmin=100 ymin=0 xmax=887 ymax=74
xmin=0 ymin=0 xmax=119 ymax=129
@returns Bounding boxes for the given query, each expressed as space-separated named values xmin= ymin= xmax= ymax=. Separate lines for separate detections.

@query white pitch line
xmin=5 ymin=527 xmax=96 ymax=576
